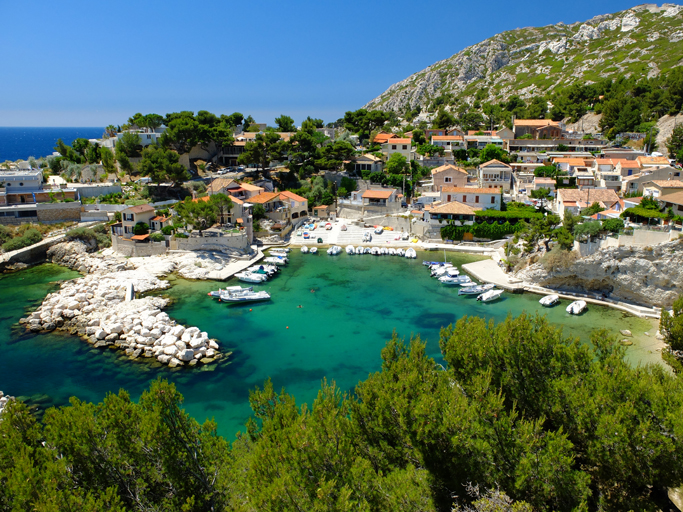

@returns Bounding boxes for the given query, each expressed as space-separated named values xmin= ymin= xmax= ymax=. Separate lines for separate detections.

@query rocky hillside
xmin=364 ymin=4 xmax=683 ymax=113
xmin=515 ymin=239 xmax=683 ymax=308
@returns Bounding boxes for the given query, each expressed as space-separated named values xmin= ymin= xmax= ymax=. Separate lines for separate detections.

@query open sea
xmin=0 ymin=127 xmax=104 ymax=162
xmin=0 ymin=252 xmax=663 ymax=438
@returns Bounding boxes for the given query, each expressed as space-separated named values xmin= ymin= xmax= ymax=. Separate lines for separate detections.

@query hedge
xmin=474 ymin=209 xmax=542 ymax=221
xmin=621 ymin=207 xmax=668 ymax=220
xmin=441 ymin=221 xmax=524 ymax=241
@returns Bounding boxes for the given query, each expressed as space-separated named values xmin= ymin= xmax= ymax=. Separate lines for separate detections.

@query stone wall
xmin=112 ymin=236 xmax=168 ymax=257
xmin=36 ymin=202 xmax=82 ymax=223
xmin=170 ymin=232 xmax=249 ymax=252
xmin=0 ymin=235 xmax=67 ymax=270
xmin=617 ymin=229 xmax=673 ymax=247
xmin=0 ymin=215 xmax=38 ymax=226
xmin=74 ymin=184 xmax=122 ymax=198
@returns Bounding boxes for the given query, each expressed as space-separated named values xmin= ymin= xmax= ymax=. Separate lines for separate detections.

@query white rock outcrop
xmin=515 ymin=240 xmax=683 ymax=308
xmin=21 ymin=241 xmax=223 ymax=367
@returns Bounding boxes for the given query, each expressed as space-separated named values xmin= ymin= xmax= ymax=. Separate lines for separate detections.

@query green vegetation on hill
xmin=2 ymin=313 xmax=683 ymax=510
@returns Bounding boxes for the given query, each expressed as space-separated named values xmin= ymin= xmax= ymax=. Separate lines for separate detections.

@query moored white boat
xmin=439 ymin=275 xmax=472 ymax=285
xmin=405 ymin=248 xmax=417 ymax=259
xmin=539 ymin=294 xmax=560 ymax=307
xmin=208 ymin=285 xmax=253 ymax=297
xmin=566 ymin=300 xmax=587 ymax=315
xmin=397 ymin=248 xmax=405 ymax=257
xmin=380 ymin=247 xmax=388 ymax=255
xmin=219 ymin=289 xmax=271 ymax=303
xmin=364 ymin=247 xmax=371 ymax=254
xmin=247 ymin=265 xmax=277 ymax=277
xmin=355 ymin=246 xmax=364 ymax=254
xmin=458 ymin=283 xmax=495 ymax=295
xmin=310 ymin=247 xmax=318 ymax=254
xmin=235 ymin=272 xmax=268 ymax=283
xmin=327 ymin=245 xmax=342 ymax=255
xmin=374 ymin=226 xmax=383 ymax=234
xmin=477 ymin=289 xmax=504 ymax=302
xmin=388 ymin=248 xmax=396 ymax=256
xmin=346 ymin=245 xmax=355 ymax=255
xmin=371 ymin=247 xmax=380 ymax=255
xmin=301 ymin=245 xmax=309 ymax=254
xmin=264 ymin=256 xmax=287 ymax=266
xmin=269 ymin=248 xmax=289 ymax=256
xmin=401 ymin=232 xmax=409 ymax=240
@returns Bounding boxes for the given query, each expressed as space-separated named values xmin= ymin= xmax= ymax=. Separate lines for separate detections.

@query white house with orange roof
xmin=614 ymin=159 xmax=642 ymax=177
xmin=477 ymin=160 xmax=512 ymax=191
xmin=643 ymin=180 xmax=683 ymax=198
xmin=635 ymin=156 xmax=671 ymax=168
xmin=512 ymin=119 xmax=563 ymax=139
xmin=381 ymin=138 xmax=412 ymax=162
xmin=431 ymin=164 xmax=468 ymax=191
xmin=427 ymin=201 xmax=481 ymax=229
xmin=556 ymin=188 xmax=620 ymax=218
xmin=440 ymin=186 xmax=502 ymax=210
xmin=278 ymin=190 xmax=308 ymax=220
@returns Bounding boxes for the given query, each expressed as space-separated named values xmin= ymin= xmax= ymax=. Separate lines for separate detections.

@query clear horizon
xmin=1 ymin=0 xmax=647 ymax=127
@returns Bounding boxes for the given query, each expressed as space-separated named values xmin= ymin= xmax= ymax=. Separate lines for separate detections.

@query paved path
xmin=462 ymin=259 xmax=525 ymax=291
xmin=205 ymin=248 xmax=264 ymax=280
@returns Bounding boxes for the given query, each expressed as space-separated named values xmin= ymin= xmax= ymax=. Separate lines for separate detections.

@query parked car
xmin=237 ymin=165 xmax=245 ymax=171
xmin=217 ymin=169 xmax=228 ymax=175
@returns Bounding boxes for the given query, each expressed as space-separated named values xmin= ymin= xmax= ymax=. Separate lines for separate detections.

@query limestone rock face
xmin=362 ymin=6 xmax=683 ymax=115
xmin=515 ymin=240 xmax=683 ymax=308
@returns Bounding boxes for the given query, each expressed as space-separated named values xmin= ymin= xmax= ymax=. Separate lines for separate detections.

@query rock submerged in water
xmin=26 ymin=241 xmax=223 ymax=368
xmin=620 ymin=330 xmax=632 ymax=337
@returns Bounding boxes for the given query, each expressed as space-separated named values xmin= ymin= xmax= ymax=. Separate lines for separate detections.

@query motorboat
xmin=431 ymin=266 xmax=458 ymax=277
xmin=477 ymin=289 xmax=504 ymax=302
xmin=208 ymin=285 xmax=252 ymax=297
xmin=303 ymin=231 xmax=310 ymax=239
xmin=388 ymin=248 xmax=396 ymax=256
xmin=374 ymin=226 xmax=383 ymax=234
xmin=264 ymin=256 xmax=287 ymax=266
xmin=325 ymin=222 xmax=332 ymax=230
xmin=219 ymin=289 xmax=271 ymax=303
xmin=355 ymin=246 xmax=364 ymax=254
xmin=363 ymin=232 xmax=372 ymax=242
xmin=269 ymin=248 xmax=288 ymax=257
xmin=341 ymin=224 xmax=347 ymax=231
xmin=247 ymin=265 xmax=276 ymax=276
xmin=371 ymin=247 xmax=380 ymax=255
xmin=397 ymin=248 xmax=405 ymax=257
xmin=539 ymin=294 xmax=560 ymax=307
xmin=301 ymin=245 xmax=309 ymax=254
xmin=401 ymin=232 xmax=409 ymax=240
xmin=346 ymin=245 xmax=355 ymax=255
xmin=327 ymin=245 xmax=342 ymax=255
xmin=566 ymin=300 xmax=587 ymax=315
xmin=310 ymin=247 xmax=318 ymax=254
xmin=405 ymin=248 xmax=417 ymax=259
xmin=380 ymin=247 xmax=388 ymax=255
xmin=296 ymin=230 xmax=302 ymax=237
xmin=439 ymin=275 xmax=472 ymax=285
xmin=235 ymin=272 xmax=268 ymax=283
xmin=458 ymin=284 xmax=495 ymax=296
xmin=364 ymin=247 xmax=371 ymax=254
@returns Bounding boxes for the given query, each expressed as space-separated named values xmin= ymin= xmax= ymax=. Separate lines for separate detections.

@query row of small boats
xmin=425 ymin=260 xmax=504 ymax=302
xmin=301 ymin=245 xmax=417 ymax=258
xmin=538 ymin=294 xmax=587 ymax=314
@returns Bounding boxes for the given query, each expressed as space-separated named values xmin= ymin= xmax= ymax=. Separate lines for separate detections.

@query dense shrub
xmin=133 ymin=222 xmax=149 ymax=236
xmin=150 ymin=233 xmax=165 ymax=242
xmin=161 ymin=225 xmax=174 ymax=235
xmin=1 ymin=228 xmax=42 ymax=252
xmin=602 ymin=218 xmax=625 ymax=233
xmin=474 ymin=207 xmax=542 ymax=221
xmin=65 ymin=225 xmax=111 ymax=249
xmin=174 ymin=232 xmax=188 ymax=239
xmin=0 ymin=225 xmax=12 ymax=245
xmin=441 ymin=221 xmax=524 ymax=241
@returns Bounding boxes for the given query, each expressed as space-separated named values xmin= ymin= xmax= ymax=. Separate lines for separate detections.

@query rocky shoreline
xmin=0 ymin=391 xmax=13 ymax=417
xmin=20 ymin=240 xmax=224 ymax=368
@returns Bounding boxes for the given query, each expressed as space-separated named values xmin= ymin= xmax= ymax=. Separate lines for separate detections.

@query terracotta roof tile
xmin=557 ymin=188 xmax=620 ymax=205
xmin=384 ymin=138 xmax=411 ymax=144
xmin=514 ymin=119 xmax=560 ymax=127
xmin=362 ymin=189 xmax=395 ymax=199
xmin=124 ymin=204 xmax=154 ymax=214
xmin=649 ymin=180 xmax=683 ymax=188
xmin=431 ymin=164 xmax=468 ymax=175
xmin=429 ymin=201 xmax=481 ymax=215
xmin=442 ymin=186 xmax=502 ymax=194
xmin=479 ymin=159 xmax=512 ymax=169
xmin=279 ymin=190 xmax=307 ymax=202
xmin=249 ymin=192 xmax=280 ymax=204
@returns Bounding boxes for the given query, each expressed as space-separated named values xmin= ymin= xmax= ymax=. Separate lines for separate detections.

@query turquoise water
xmin=0 ymin=255 xmax=662 ymax=438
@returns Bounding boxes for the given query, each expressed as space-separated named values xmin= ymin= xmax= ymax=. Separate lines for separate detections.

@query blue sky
xmin=0 ymin=0 xmax=642 ymax=127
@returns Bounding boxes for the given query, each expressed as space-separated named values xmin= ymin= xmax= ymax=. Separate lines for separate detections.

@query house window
xmin=475 ymin=196 xmax=479 ymax=203
xmin=491 ymin=196 xmax=495 ymax=204
xmin=392 ymin=145 xmax=396 ymax=150
xmin=447 ymin=195 xmax=451 ymax=201
xmin=462 ymin=195 xmax=466 ymax=202
xmin=402 ymin=145 xmax=407 ymax=150
xmin=444 ymin=177 xmax=452 ymax=183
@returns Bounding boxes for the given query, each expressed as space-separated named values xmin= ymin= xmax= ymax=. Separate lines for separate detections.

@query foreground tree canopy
xmin=2 ymin=313 xmax=683 ymax=511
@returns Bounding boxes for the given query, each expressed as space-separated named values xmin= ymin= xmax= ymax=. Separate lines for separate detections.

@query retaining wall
xmin=0 ymin=234 xmax=67 ymax=270
xmin=36 ymin=202 xmax=82 ymax=223
xmin=75 ymin=184 xmax=122 ymax=198
xmin=112 ymin=236 xmax=168 ymax=257
xmin=170 ymin=233 xmax=249 ymax=252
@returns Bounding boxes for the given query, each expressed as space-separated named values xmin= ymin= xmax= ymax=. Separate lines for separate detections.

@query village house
xmin=464 ymin=135 xmax=504 ymax=150
xmin=207 ymin=177 xmax=265 ymax=201
xmin=614 ymin=159 xmax=642 ymax=177
xmin=346 ymin=154 xmax=383 ymax=174
xmin=149 ymin=215 xmax=172 ymax=232
xmin=114 ymin=204 xmax=156 ymax=239
xmin=278 ymin=191 xmax=309 ymax=220
xmin=506 ymin=139 xmax=607 ymax=153
xmin=643 ymin=180 xmax=683 ymax=198
xmin=427 ymin=201 xmax=480 ymax=228
xmin=621 ymin=166 xmax=682 ymax=195
xmin=553 ymin=157 xmax=589 ymax=174
xmin=431 ymin=164 xmax=468 ymax=191
xmin=636 ymin=155 xmax=671 ymax=168
xmin=512 ymin=119 xmax=563 ymax=139
xmin=575 ymin=172 xmax=596 ymax=189
xmin=659 ymin=191 xmax=683 ymax=217
xmin=361 ymin=189 xmax=401 ymax=208
xmin=312 ymin=204 xmax=331 ymax=220
xmin=372 ymin=131 xmax=397 ymax=144
xmin=556 ymin=188 xmax=620 ymax=218
xmin=477 ymin=160 xmax=512 ymax=191
xmin=0 ymin=169 xmax=77 ymax=206
xmin=249 ymin=192 xmax=289 ymax=223
xmin=382 ymin=138 xmax=412 ymax=162
xmin=531 ymin=177 xmax=557 ymax=196
xmin=441 ymin=186 xmax=502 ymax=210
xmin=431 ymin=135 xmax=466 ymax=153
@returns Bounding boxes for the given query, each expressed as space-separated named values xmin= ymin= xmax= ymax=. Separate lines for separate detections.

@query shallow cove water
xmin=0 ymin=253 xmax=662 ymax=438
